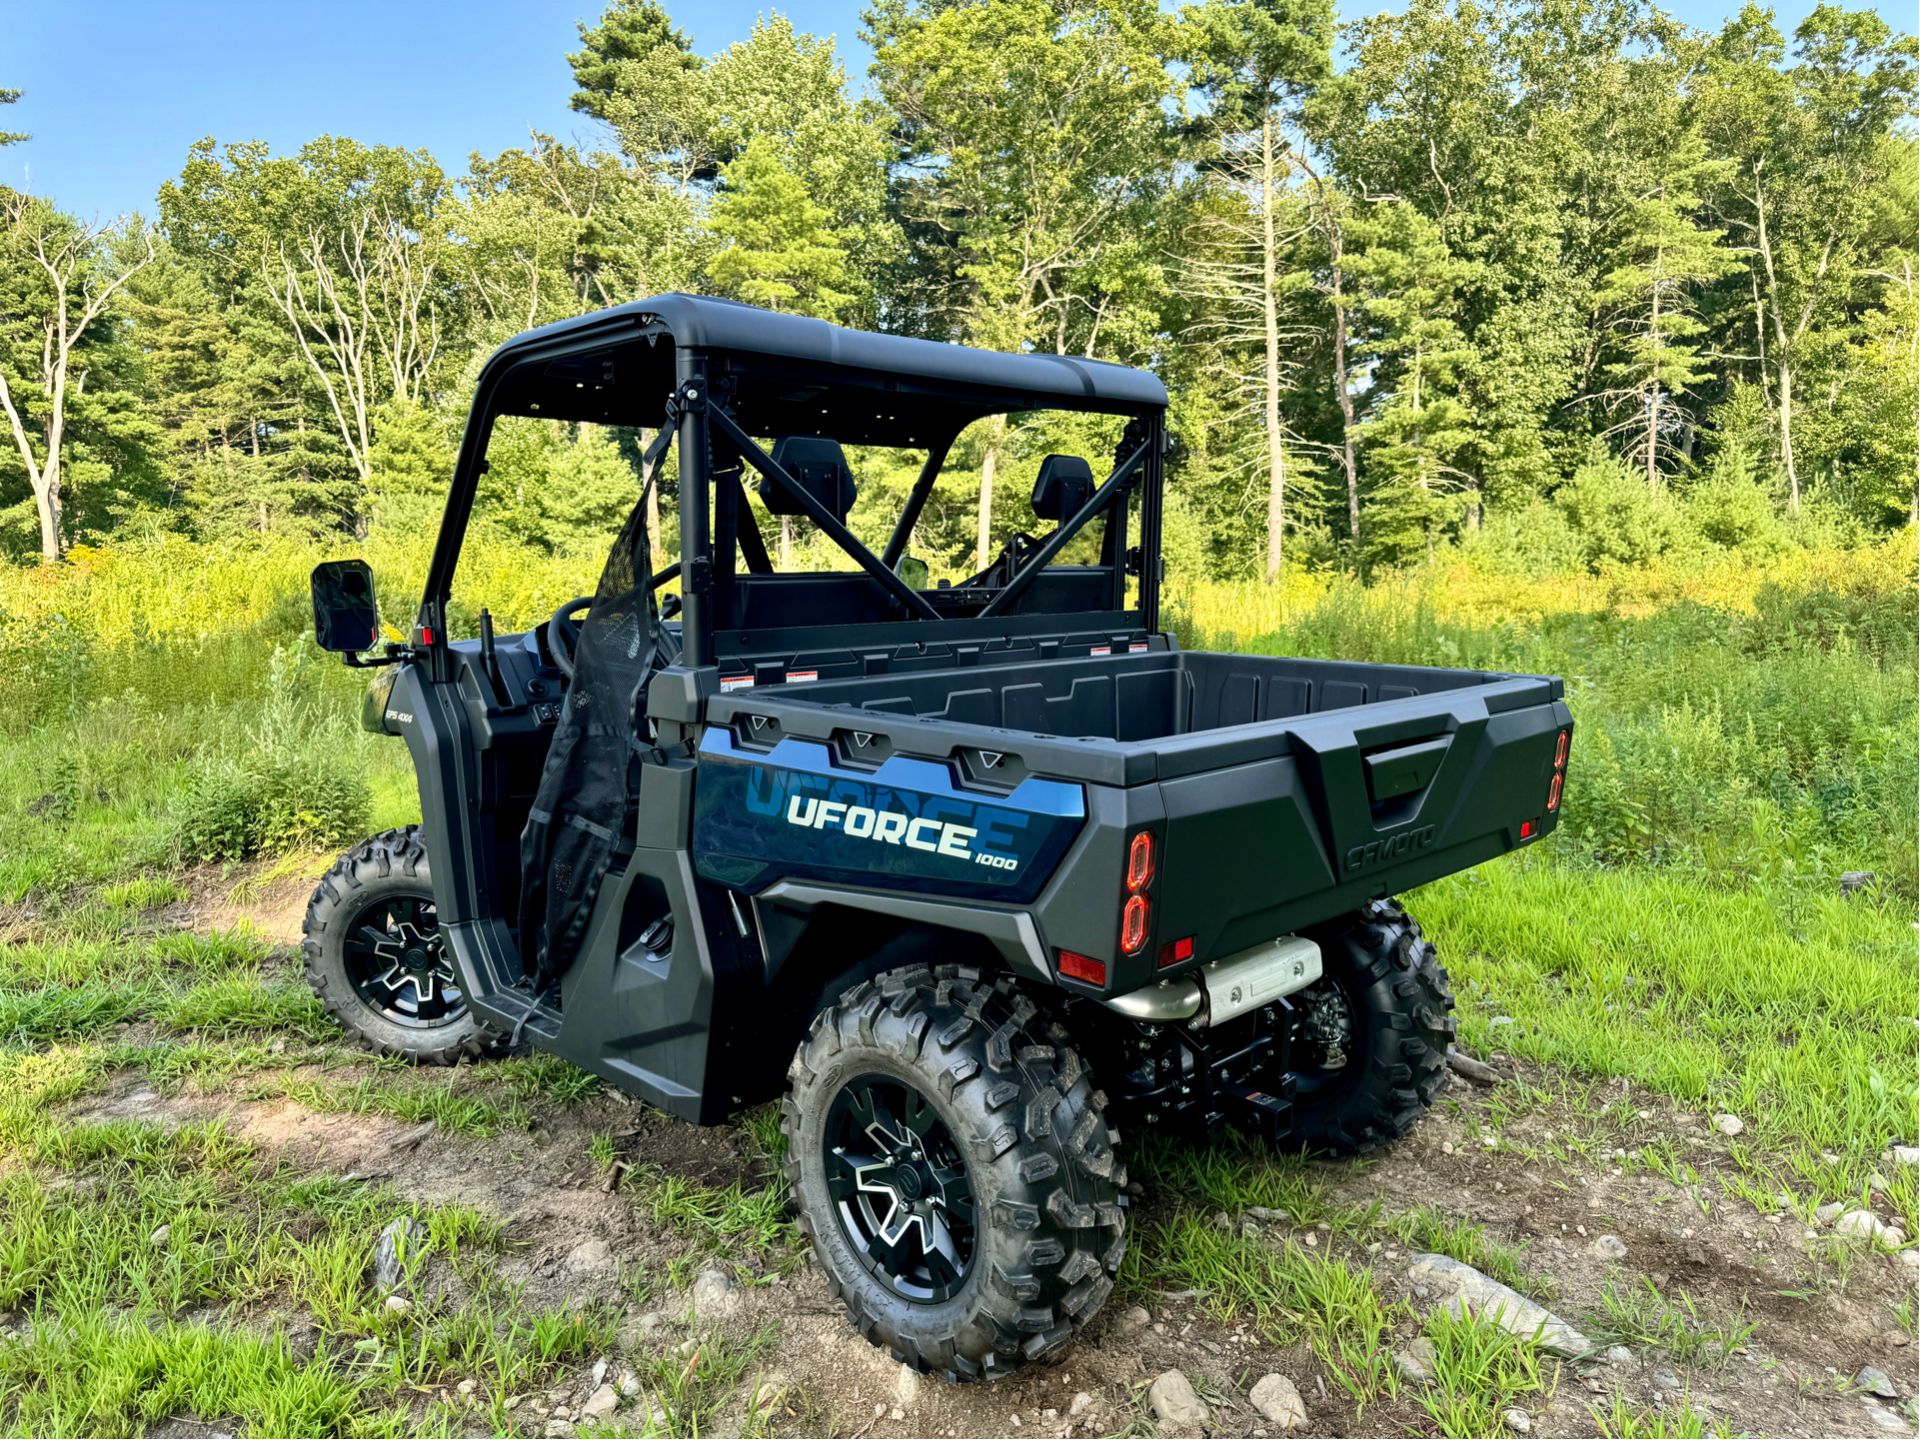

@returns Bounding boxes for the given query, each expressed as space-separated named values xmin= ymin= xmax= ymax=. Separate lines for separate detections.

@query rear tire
xmin=1286 ymin=897 xmax=1454 ymax=1156
xmin=783 ymin=964 xmax=1125 ymax=1382
xmin=302 ymin=827 xmax=502 ymax=1065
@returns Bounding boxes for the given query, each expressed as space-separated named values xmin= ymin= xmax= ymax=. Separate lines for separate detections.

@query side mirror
xmin=894 ymin=554 xmax=929 ymax=591
xmin=311 ymin=560 xmax=381 ymax=654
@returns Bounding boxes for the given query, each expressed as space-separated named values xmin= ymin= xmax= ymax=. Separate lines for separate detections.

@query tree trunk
xmin=1260 ymin=116 xmax=1287 ymax=584
xmin=1777 ymin=357 xmax=1798 ymax=511
xmin=1646 ymin=269 xmax=1662 ymax=491
xmin=780 ymin=516 xmax=792 ymax=569
xmin=976 ymin=425 xmax=1001 ymax=572
xmin=34 ymin=467 xmax=60 ymax=561
xmin=1646 ymin=388 xmax=1660 ymax=490
xmin=1329 ymin=237 xmax=1359 ymax=543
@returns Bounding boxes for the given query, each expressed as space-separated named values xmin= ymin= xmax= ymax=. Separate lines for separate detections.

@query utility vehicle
xmin=306 ymin=294 xmax=1573 ymax=1380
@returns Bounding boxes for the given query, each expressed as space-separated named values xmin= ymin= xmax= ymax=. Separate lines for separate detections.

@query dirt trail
xmin=64 ymin=1042 xmax=1919 ymax=1439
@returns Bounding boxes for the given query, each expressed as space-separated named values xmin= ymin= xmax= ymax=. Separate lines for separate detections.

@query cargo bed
xmin=697 ymin=648 xmax=1573 ymax=973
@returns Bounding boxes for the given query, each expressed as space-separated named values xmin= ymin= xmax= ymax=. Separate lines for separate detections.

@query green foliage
xmin=708 ymin=136 xmax=854 ymax=319
xmin=1553 ymin=444 xmax=1689 ymax=571
xmin=172 ymin=647 xmax=371 ymax=861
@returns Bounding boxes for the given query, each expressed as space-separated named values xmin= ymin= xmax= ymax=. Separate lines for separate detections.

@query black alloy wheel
xmin=1281 ymin=898 xmax=1456 ymax=1155
xmin=823 ymin=1073 xmax=978 ymax=1304
xmin=342 ymin=892 xmax=465 ymax=1028
xmin=302 ymin=827 xmax=504 ymax=1064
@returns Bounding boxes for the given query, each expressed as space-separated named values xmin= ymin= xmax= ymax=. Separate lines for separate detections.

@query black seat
xmin=1031 ymin=453 xmax=1095 ymax=522
xmin=765 ymin=437 xmax=857 ymax=524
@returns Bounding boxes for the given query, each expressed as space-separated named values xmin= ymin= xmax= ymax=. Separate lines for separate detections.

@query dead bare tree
xmin=0 ymin=195 xmax=156 ymax=560
xmin=1177 ymin=116 xmax=1317 ymax=580
xmin=260 ymin=209 xmax=443 ymax=483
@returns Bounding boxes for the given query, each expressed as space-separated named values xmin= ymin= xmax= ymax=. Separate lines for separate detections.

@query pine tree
xmin=707 ymin=137 xmax=854 ymax=321
xmin=1350 ymin=203 xmax=1479 ymax=566
xmin=1585 ymin=143 xmax=1739 ymax=489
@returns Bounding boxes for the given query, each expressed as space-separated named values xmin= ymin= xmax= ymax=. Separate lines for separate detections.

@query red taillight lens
xmin=1120 ymin=895 xmax=1149 ymax=955
xmin=1547 ymin=772 xmax=1563 ymax=811
xmin=1158 ymin=935 xmax=1194 ymax=968
xmin=1520 ymin=819 xmax=1536 ymax=840
xmin=1057 ymin=950 xmax=1107 ymax=986
xmin=1126 ymin=831 xmax=1155 ymax=892
xmin=1554 ymin=729 xmax=1569 ymax=769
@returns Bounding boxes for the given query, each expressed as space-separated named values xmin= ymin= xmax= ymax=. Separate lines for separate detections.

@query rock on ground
xmin=892 ymin=1364 xmax=921 ymax=1408
xmin=1249 ymin=1373 xmax=1308 ymax=1432
xmin=689 ymin=1266 xmax=739 ymax=1319
xmin=1395 ymin=1338 xmax=1436 ymax=1384
xmin=1503 ymin=1407 xmax=1533 ymax=1433
xmin=373 ymin=1216 xmax=425 ymax=1293
xmin=1113 ymin=1304 xmax=1152 ymax=1336
xmin=1888 ymin=1145 xmax=1920 ymax=1167
xmin=562 ymin=1237 xmax=615 ymax=1279
xmin=1710 ymin=1113 xmax=1744 ymax=1136
xmin=1835 ymin=1210 xmax=1904 ymax=1245
xmin=1589 ymin=1234 xmax=1628 ymax=1260
xmin=579 ymin=1384 xmax=619 ymax=1421
xmin=1148 ymin=1370 xmax=1210 ymax=1433
xmin=1855 ymin=1365 xmax=1899 ymax=1399
xmin=1407 ymin=1253 xmax=1593 ymax=1356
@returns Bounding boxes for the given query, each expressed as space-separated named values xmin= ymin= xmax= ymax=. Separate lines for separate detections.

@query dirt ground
xmin=30 ymin=878 xmax=1920 ymax=1438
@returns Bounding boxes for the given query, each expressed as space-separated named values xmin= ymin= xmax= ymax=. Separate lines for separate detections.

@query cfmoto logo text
xmin=1344 ymin=824 xmax=1435 ymax=872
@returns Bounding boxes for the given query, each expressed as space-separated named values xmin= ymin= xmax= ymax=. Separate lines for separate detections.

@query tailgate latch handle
xmin=1363 ymin=735 xmax=1451 ymax=805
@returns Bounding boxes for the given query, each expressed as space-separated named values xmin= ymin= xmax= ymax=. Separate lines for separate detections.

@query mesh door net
xmin=518 ymin=494 xmax=664 ymax=989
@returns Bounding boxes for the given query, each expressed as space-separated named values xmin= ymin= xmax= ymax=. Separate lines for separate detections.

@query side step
xmin=478 ymin=985 xmax=564 ymax=1045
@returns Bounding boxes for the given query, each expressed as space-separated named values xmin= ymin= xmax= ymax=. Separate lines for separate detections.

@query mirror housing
xmin=894 ymin=554 xmax=929 ymax=591
xmin=311 ymin=560 xmax=382 ymax=655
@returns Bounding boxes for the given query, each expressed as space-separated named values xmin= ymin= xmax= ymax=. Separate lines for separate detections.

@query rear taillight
xmin=1158 ymin=934 xmax=1194 ymax=968
xmin=1126 ymin=830 xmax=1156 ymax=890
xmin=1120 ymin=829 xmax=1155 ymax=956
xmin=1546 ymin=727 xmax=1569 ymax=812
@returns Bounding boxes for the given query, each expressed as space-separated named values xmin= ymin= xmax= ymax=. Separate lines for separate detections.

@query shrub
xmin=171 ymin=647 xmax=371 ymax=862
xmin=1554 ymin=445 xmax=1691 ymax=571
xmin=1685 ymin=445 xmax=1786 ymax=552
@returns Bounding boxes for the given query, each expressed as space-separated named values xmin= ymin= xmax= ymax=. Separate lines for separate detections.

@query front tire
xmin=1286 ymin=898 xmax=1455 ymax=1155
xmin=783 ymin=964 xmax=1125 ymax=1381
xmin=302 ymin=826 xmax=501 ymax=1065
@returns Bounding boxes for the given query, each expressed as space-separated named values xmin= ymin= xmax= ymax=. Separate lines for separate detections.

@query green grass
xmin=1415 ymin=1304 xmax=1557 ymax=1438
xmin=1593 ymin=1278 xmax=1757 ymax=1369
xmin=1 ymin=534 xmax=1913 ymax=1434
xmin=1589 ymin=1394 xmax=1735 ymax=1438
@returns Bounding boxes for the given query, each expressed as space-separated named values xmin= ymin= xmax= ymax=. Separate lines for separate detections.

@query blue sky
xmin=5 ymin=0 xmax=1910 ymax=221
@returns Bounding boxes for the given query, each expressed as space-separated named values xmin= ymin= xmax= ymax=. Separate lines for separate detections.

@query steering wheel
xmin=543 ymin=595 xmax=595 ymax=679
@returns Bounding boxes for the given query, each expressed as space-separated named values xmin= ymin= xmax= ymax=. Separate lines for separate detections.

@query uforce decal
xmin=786 ymin=795 xmax=1014 ymax=869
xmin=1344 ymin=824 xmax=1435 ymax=872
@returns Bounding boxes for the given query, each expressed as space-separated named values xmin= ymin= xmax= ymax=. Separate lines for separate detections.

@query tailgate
xmin=1150 ymin=677 xmax=1572 ymax=962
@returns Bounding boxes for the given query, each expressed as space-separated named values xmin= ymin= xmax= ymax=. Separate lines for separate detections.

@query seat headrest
xmin=765 ymin=436 xmax=857 ymax=525
xmin=1031 ymin=454 xmax=1095 ymax=522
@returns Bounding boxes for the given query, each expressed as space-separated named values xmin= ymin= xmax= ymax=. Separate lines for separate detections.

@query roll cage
xmin=414 ymin=294 xmax=1170 ymax=679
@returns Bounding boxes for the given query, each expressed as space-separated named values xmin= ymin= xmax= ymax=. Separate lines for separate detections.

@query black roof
xmin=482 ymin=294 xmax=1169 ymax=428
